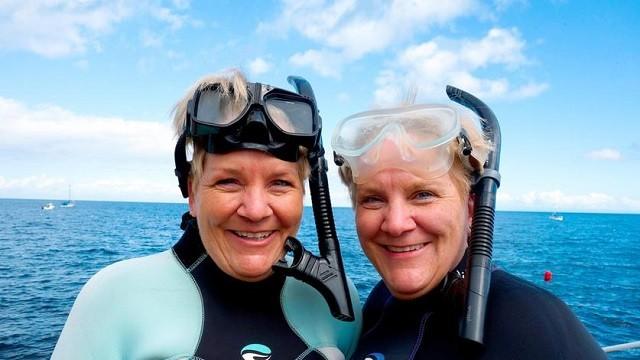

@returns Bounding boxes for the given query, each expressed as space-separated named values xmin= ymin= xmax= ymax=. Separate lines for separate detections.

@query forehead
xmin=356 ymin=168 xmax=454 ymax=192
xmin=204 ymin=150 xmax=297 ymax=174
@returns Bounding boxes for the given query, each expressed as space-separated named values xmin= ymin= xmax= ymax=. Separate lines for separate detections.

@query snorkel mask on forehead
xmin=187 ymin=81 xmax=321 ymax=161
xmin=332 ymin=104 xmax=472 ymax=183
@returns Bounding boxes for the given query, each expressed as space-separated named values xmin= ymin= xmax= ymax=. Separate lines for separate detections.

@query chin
xmin=383 ymin=271 xmax=436 ymax=300
xmin=388 ymin=284 xmax=429 ymax=300
xmin=235 ymin=258 xmax=277 ymax=280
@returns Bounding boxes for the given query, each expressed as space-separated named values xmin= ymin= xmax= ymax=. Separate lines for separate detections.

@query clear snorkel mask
xmin=332 ymin=104 xmax=468 ymax=183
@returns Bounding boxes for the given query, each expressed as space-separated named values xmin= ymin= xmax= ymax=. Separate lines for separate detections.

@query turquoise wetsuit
xmin=52 ymin=219 xmax=362 ymax=359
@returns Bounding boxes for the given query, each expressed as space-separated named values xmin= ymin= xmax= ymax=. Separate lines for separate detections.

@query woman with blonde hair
xmin=333 ymin=87 xmax=605 ymax=359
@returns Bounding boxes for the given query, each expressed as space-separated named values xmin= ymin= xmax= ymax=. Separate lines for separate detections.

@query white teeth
xmin=386 ymin=244 xmax=425 ymax=253
xmin=233 ymin=231 xmax=273 ymax=240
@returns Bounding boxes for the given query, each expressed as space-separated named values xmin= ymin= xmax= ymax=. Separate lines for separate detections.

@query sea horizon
xmin=4 ymin=197 xmax=640 ymax=216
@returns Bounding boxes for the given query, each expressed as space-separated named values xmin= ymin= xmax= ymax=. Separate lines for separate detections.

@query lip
xmin=380 ymin=242 xmax=431 ymax=258
xmin=227 ymin=229 xmax=277 ymax=246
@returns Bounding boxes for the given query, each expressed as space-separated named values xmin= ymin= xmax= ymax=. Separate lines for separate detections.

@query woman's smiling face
xmin=354 ymin=168 xmax=473 ymax=300
xmin=189 ymin=150 xmax=304 ymax=282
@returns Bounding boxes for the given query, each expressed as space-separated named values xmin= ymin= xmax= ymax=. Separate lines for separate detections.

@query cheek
xmin=355 ymin=211 xmax=379 ymax=243
xmin=274 ymin=194 xmax=304 ymax=229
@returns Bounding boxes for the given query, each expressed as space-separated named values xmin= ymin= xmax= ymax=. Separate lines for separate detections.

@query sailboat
xmin=60 ymin=185 xmax=75 ymax=208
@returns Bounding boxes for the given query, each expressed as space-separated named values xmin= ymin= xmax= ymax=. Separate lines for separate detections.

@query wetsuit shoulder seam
xmin=170 ymin=247 xmax=205 ymax=356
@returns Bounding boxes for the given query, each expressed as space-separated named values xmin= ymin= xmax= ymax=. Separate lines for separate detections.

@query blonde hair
xmin=171 ymin=68 xmax=310 ymax=189
xmin=337 ymin=105 xmax=493 ymax=205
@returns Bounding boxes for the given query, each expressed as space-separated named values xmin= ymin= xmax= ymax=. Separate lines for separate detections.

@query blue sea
xmin=1 ymin=198 xmax=638 ymax=359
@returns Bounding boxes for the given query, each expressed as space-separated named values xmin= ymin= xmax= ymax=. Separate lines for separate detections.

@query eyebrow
xmin=208 ymin=165 xmax=298 ymax=179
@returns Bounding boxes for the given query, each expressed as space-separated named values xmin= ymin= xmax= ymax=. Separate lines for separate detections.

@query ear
xmin=466 ymin=192 xmax=475 ymax=236
xmin=188 ymin=178 xmax=197 ymax=217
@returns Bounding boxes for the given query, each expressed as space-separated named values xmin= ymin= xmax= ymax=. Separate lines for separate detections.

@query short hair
xmin=337 ymin=105 xmax=493 ymax=206
xmin=171 ymin=68 xmax=310 ymax=189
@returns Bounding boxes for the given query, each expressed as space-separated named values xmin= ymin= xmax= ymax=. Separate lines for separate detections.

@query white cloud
xmin=171 ymin=0 xmax=191 ymax=11
xmin=0 ymin=97 xmax=174 ymax=161
xmin=149 ymin=6 xmax=187 ymax=31
xmin=265 ymin=1 xmax=546 ymax=100
xmin=248 ymin=57 xmax=272 ymax=75
xmin=0 ymin=1 xmax=132 ymax=57
xmin=0 ymin=175 xmax=66 ymax=191
xmin=289 ymin=49 xmax=343 ymax=78
xmin=262 ymin=0 xmax=477 ymax=74
xmin=586 ymin=148 xmax=622 ymax=161
xmin=0 ymin=1 xmax=192 ymax=58
xmin=0 ymin=175 xmax=181 ymax=203
xmin=257 ymin=0 xmax=358 ymax=40
xmin=0 ymin=96 xmax=179 ymax=202
xmin=374 ymin=27 xmax=548 ymax=105
xmin=497 ymin=190 xmax=640 ymax=212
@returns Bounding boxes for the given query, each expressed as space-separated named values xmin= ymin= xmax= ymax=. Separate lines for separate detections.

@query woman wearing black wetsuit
xmin=53 ymin=69 xmax=361 ymax=359
xmin=332 ymin=95 xmax=605 ymax=359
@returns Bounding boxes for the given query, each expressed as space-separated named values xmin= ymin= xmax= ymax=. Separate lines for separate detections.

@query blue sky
xmin=1 ymin=0 xmax=639 ymax=213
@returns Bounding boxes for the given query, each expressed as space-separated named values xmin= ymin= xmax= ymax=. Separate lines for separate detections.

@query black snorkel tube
xmin=271 ymin=76 xmax=355 ymax=322
xmin=446 ymin=85 xmax=501 ymax=346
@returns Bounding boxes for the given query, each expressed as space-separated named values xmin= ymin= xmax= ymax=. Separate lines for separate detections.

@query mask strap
xmin=174 ymin=131 xmax=191 ymax=198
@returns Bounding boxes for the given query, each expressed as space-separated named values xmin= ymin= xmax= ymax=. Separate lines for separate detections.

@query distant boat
xmin=42 ymin=202 xmax=55 ymax=210
xmin=60 ymin=185 xmax=75 ymax=208
xmin=549 ymin=212 xmax=564 ymax=221
xmin=60 ymin=200 xmax=75 ymax=208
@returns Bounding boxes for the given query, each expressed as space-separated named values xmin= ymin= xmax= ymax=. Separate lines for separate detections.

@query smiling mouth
xmin=385 ymin=244 xmax=426 ymax=253
xmin=232 ymin=231 xmax=274 ymax=240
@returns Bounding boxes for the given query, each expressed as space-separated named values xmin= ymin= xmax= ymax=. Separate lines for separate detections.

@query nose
xmin=380 ymin=199 xmax=416 ymax=237
xmin=237 ymin=187 xmax=273 ymax=222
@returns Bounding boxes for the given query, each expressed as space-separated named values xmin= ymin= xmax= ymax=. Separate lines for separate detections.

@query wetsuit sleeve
xmin=51 ymin=263 xmax=130 ymax=359
xmin=282 ymin=277 xmax=363 ymax=359
xmin=487 ymin=270 xmax=607 ymax=359
xmin=51 ymin=251 xmax=202 ymax=360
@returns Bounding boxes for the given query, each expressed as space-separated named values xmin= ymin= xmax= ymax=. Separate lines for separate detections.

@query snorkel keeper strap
xmin=447 ymin=85 xmax=501 ymax=346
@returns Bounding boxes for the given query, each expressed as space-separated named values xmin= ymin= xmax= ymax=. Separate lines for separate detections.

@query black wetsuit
xmin=53 ymin=220 xmax=361 ymax=359
xmin=352 ymin=262 xmax=606 ymax=360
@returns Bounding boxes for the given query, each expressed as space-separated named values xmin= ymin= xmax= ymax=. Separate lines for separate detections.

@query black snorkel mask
xmin=446 ymin=85 xmax=502 ymax=347
xmin=173 ymin=77 xmax=355 ymax=322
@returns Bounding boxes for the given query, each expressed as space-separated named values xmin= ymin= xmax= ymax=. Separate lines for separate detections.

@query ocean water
xmin=0 ymin=198 xmax=638 ymax=359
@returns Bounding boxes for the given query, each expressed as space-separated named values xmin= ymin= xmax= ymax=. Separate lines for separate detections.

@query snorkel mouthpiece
xmin=447 ymin=85 xmax=501 ymax=347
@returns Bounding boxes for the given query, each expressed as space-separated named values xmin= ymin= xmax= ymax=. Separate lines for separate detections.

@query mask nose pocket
xmin=240 ymin=110 xmax=270 ymax=145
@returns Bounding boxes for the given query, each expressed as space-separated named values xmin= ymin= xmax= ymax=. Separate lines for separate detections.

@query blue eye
xmin=359 ymin=195 xmax=385 ymax=209
xmin=272 ymin=179 xmax=293 ymax=187
xmin=216 ymin=178 xmax=239 ymax=186
xmin=414 ymin=191 xmax=433 ymax=200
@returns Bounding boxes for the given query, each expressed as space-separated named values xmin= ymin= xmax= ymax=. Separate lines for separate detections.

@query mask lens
xmin=195 ymin=88 xmax=247 ymax=125
xmin=332 ymin=105 xmax=461 ymax=183
xmin=265 ymin=98 xmax=314 ymax=135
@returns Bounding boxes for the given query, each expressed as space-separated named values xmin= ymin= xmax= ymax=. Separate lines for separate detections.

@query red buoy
xmin=544 ymin=271 xmax=553 ymax=282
